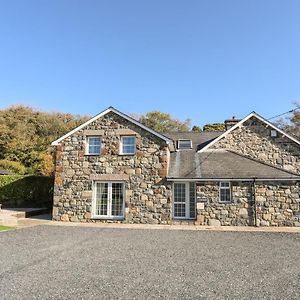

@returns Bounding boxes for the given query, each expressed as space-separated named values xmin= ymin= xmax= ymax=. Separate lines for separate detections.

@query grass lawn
xmin=0 ymin=225 xmax=15 ymax=231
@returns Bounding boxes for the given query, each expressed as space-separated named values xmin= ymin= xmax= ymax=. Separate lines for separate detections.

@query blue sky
xmin=0 ymin=0 xmax=299 ymax=126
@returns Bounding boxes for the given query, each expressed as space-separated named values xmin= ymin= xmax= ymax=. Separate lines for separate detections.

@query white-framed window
xmin=120 ymin=136 xmax=136 ymax=155
xmin=219 ymin=182 xmax=231 ymax=203
xmin=92 ymin=181 xmax=125 ymax=219
xmin=86 ymin=136 xmax=101 ymax=155
xmin=173 ymin=182 xmax=195 ymax=219
xmin=177 ymin=139 xmax=192 ymax=150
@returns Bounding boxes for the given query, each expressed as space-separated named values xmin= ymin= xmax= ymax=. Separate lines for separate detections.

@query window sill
xmin=172 ymin=217 xmax=196 ymax=220
xmin=92 ymin=216 xmax=125 ymax=220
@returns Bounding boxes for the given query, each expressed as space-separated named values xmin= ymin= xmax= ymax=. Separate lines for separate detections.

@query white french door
xmin=93 ymin=182 xmax=124 ymax=219
xmin=173 ymin=182 xmax=190 ymax=219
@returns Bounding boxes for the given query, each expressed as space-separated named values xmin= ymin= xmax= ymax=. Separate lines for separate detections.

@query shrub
xmin=0 ymin=175 xmax=54 ymax=208
xmin=0 ymin=160 xmax=27 ymax=175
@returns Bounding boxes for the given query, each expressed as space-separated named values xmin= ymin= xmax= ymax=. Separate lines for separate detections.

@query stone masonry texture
xmin=195 ymin=181 xmax=300 ymax=227
xmin=196 ymin=116 xmax=300 ymax=227
xmin=53 ymin=112 xmax=300 ymax=226
xmin=211 ymin=116 xmax=300 ymax=174
xmin=53 ymin=111 xmax=172 ymax=224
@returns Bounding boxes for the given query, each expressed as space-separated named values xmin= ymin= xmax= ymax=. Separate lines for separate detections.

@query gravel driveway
xmin=0 ymin=225 xmax=300 ymax=299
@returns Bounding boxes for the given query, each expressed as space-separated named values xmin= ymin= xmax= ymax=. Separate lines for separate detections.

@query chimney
xmin=224 ymin=116 xmax=240 ymax=131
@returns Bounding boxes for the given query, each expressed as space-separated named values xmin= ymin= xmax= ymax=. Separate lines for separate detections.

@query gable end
xmin=51 ymin=107 xmax=173 ymax=146
xmin=199 ymin=112 xmax=300 ymax=153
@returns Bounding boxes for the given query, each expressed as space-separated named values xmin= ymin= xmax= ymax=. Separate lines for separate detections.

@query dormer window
xmin=177 ymin=139 xmax=192 ymax=150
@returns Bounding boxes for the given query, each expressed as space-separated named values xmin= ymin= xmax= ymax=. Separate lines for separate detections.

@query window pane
xmin=89 ymin=137 xmax=101 ymax=145
xmin=220 ymin=187 xmax=231 ymax=202
xmin=174 ymin=183 xmax=187 ymax=218
xmin=96 ymin=183 xmax=108 ymax=215
xmin=174 ymin=183 xmax=186 ymax=203
xmin=174 ymin=203 xmax=186 ymax=217
xmin=124 ymin=145 xmax=135 ymax=152
xmin=89 ymin=145 xmax=101 ymax=154
xmin=177 ymin=140 xmax=192 ymax=149
xmin=122 ymin=136 xmax=135 ymax=145
xmin=111 ymin=183 xmax=124 ymax=217
xmin=88 ymin=137 xmax=101 ymax=154
xmin=122 ymin=136 xmax=135 ymax=154
xmin=189 ymin=182 xmax=196 ymax=219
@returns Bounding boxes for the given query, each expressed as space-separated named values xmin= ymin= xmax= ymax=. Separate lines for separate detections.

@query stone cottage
xmin=51 ymin=107 xmax=300 ymax=226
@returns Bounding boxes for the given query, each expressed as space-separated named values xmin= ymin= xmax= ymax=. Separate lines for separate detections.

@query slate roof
xmin=168 ymin=149 xmax=300 ymax=180
xmin=166 ymin=131 xmax=223 ymax=151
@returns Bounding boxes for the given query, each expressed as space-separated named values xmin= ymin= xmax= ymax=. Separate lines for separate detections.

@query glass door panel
xmin=111 ymin=183 xmax=124 ymax=217
xmin=173 ymin=183 xmax=187 ymax=218
xmin=96 ymin=182 xmax=108 ymax=216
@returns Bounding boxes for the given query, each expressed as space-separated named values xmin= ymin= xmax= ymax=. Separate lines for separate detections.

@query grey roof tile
xmin=168 ymin=149 xmax=300 ymax=179
xmin=165 ymin=131 xmax=223 ymax=151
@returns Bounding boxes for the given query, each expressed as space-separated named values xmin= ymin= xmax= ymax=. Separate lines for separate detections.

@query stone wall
xmin=255 ymin=182 xmax=300 ymax=227
xmin=53 ymin=111 xmax=172 ymax=224
xmin=195 ymin=181 xmax=254 ymax=226
xmin=195 ymin=181 xmax=300 ymax=227
xmin=210 ymin=117 xmax=300 ymax=174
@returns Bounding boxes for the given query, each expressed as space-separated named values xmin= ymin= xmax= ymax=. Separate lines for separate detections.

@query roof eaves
xmin=198 ymin=111 xmax=300 ymax=153
xmin=166 ymin=177 xmax=300 ymax=181
xmin=251 ymin=112 xmax=300 ymax=147
xmin=51 ymin=106 xmax=173 ymax=146
xmin=109 ymin=107 xmax=173 ymax=143
xmin=198 ymin=112 xmax=255 ymax=153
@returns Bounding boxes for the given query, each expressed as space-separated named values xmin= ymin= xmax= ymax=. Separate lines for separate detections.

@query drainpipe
xmin=252 ymin=178 xmax=257 ymax=227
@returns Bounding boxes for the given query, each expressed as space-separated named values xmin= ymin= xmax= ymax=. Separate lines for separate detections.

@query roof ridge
xmin=227 ymin=150 xmax=300 ymax=177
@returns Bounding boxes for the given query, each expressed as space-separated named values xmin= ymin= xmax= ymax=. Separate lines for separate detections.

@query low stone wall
xmin=195 ymin=181 xmax=300 ymax=227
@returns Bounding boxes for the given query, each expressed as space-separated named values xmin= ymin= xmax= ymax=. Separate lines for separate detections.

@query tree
xmin=139 ymin=111 xmax=191 ymax=133
xmin=203 ymin=123 xmax=225 ymax=131
xmin=0 ymin=105 xmax=90 ymax=175
xmin=276 ymin=104 xmax=300 ymax=139
xmin=191 ymin=125 xmax=202 ymax=132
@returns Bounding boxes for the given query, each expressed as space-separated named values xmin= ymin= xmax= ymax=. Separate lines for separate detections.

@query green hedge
xmin=0 ymin=175 xmax=54 ymax=208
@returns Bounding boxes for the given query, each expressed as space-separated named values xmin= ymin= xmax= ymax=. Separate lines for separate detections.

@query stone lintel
xmin=83 ymin=130 xmax=105 ymax=136
xmin=115 ymin=129 xmax=140 ymax=136
xmin=90 ymin=174 xmax=130 ymax=181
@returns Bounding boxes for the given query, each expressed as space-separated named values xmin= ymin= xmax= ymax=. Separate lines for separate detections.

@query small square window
xmin=86 ymin=136 xmax=101 ymax=155
xmin=177 ymin=139 xmax=192 ymax=150
xmin=219 ymin=181 xmax=231 ymax=203
xmin=121 ymin=136 xmax=136 ymax=155
xmin=270 ymin=130 xmax=277 ymax=138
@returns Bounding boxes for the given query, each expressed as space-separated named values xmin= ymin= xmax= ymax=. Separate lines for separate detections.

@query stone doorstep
xmin=0 ymin=217 xmax=18 ymax=227
xmin=1 ymin=208 xmax=49 ymax=219
xmin=0 ymin=208 xmax=50 ymax=227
